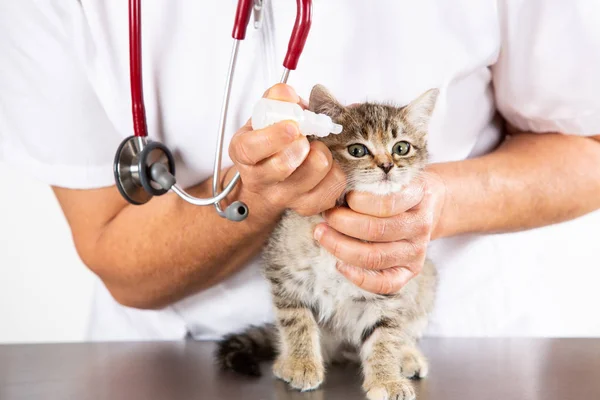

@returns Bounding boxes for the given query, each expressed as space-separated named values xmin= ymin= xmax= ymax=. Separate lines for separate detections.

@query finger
xmin=240 ymin=136 xmax=311 ymax=187
xmin=303 ymin=163 xmax=347 ymax=207
xmin=336 ymin=264 xmax=414 ymax=295
xmin=230 ymin=83 xmax=303 ymax=166
xmin=313 ymin=223 xmax=424 ymax=271
xmin=322 ymin=207 xmax=422 ymax=242
xmin=230 ymin=121 xmax=300 ymax=166
xmin=263 ymin=83 xmax=301 ymax=103
xmin=346 ymin=181 xmax=425 ymax=217
xmin=289 ymin=162 xmax=346 ymax=216
xmin=276 ymin=141 xmax=333 ymax=195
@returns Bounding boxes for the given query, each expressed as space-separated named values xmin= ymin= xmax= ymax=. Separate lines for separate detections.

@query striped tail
xmin=215 ymin=323 xmax=278 ymax=377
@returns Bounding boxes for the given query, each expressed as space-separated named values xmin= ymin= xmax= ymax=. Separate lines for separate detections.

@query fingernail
xmin=285 ymin=122 xmax=299 ymax=139
xmin=337 ymin=263 xmax=360 ymax=277
xmin=288 ymin=138 xmax=310 ymax=168
xmin=397 ymin=267 xmax=414 ymax=284
xmin=316 ymin=148 xmax=330 ymax=168
xmin=266 ymin=84 xmax=298 ymax=101
xmin=278 ymin=84 xmax=295 ymax=98
xmin=314 ymin=225 xmax=326 ymax=241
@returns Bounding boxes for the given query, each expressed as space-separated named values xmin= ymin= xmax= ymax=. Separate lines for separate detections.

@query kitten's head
xmin=308 ymin=85 xmax=439 ymax=195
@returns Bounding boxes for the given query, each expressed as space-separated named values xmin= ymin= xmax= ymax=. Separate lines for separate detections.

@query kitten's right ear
xmin=309 ymin=84 xmax=345 ymax=118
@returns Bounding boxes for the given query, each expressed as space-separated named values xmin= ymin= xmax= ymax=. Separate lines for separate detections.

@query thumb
xmin=263 ymin=84 xmax=309 ymax=110
xmin=263 ymin=83 xmax=301 ymax=104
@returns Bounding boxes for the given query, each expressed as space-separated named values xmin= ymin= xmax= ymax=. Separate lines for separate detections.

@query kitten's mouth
xmin=379 ymin=173 xmax=393 ymax=182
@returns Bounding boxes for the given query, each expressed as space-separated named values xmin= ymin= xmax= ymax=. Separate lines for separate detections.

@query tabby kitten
xmin=217 ymin=85 xmax=440 ymax=400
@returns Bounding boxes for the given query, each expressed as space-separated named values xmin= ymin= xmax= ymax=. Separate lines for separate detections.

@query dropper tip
xmin=331 ymin=123 xmax=343 ymax=134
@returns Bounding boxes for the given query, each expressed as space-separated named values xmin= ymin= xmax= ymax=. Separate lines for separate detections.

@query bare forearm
xmin=430 ymin=131 xmax=600 ymax=239
xmin=55 ymin=168 xmax=282 ymax=309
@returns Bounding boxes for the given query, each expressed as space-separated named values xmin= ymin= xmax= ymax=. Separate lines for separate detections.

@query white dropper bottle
xmin=251 ymin=98 xmax=343 ymax=137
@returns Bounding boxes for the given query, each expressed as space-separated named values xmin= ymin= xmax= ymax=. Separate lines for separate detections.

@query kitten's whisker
xmin=320 ymin=180 xmax=350 ymax=199
xmin=319 ymin=177 xmax=366 ymax=201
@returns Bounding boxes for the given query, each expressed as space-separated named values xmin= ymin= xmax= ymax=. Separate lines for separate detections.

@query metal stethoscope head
xmin=114 ymin=0 xmax=313 ymax=221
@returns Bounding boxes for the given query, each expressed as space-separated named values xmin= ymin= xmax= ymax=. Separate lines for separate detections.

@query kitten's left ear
xmin=401 ymin=88 xmax=440 ymax=131
xmin=309 ymin=84 xmax=345 ymax=118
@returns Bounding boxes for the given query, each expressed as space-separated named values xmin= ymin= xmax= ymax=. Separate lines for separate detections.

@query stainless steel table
xmin=1 ymin=339 xmax=599 ymax=399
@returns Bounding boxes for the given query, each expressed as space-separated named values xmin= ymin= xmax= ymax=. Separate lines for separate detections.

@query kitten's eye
xmin=392 ymin=141 xmax=411 ymax=156
xmin=347 ymin=144 xmax=369 ymax=158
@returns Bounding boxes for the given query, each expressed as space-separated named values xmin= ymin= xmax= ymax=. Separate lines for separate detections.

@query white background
xmin=0 ymin=160 xmax=95 ymax=344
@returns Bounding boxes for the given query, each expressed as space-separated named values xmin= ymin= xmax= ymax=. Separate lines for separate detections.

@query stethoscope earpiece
xmin=224 ymin=201 xmax=249 ymax=222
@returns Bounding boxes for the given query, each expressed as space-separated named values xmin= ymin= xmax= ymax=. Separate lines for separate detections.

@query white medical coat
xmin=1 ymin=0 xmax=600 ymax=340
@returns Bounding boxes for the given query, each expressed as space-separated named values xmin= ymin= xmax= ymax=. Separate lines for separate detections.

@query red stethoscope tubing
xmin=129 ymin=0 xmax=146 ymax=138
xmin=128 ymin=0 xmax=311 ymax=138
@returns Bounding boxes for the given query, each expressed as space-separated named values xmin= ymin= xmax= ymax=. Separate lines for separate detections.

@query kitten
xmin=216 ymin=85 xmax=440 ymax=400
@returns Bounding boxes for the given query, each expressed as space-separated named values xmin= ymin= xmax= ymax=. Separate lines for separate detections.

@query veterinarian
xmin=1 ymin=1 xmax=599 ymax=340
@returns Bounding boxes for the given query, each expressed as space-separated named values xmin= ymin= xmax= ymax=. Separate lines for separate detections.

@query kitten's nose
xmin=378 ymin=162 xmax=393 ymax=174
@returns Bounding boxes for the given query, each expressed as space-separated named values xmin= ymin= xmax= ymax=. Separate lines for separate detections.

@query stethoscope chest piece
xmin=113 ymin=135 xmax=175 ymax=205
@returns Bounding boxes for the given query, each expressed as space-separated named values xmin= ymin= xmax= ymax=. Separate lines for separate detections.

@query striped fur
xmin=217 ymin=86 xmax=439 ymax=400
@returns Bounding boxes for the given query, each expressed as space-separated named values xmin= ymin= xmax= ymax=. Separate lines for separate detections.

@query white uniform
xmin=1 ymin=0 xmax=599 ymax=340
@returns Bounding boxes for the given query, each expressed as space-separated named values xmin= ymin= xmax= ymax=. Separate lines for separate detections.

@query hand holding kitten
xmin=314 ymin=170 xmax=446 ymax=295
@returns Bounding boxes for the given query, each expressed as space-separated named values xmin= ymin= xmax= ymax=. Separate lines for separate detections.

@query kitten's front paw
xmin=273 ymin=355 xmax=324 ymax=391
xmin=365 ymin=379 xmax=416 ymax=400
xmin=400 ymin=347 xmax=429 ymax=379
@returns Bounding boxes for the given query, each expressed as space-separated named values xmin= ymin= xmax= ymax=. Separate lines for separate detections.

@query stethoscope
xmin=113 ymin=0 xmax=312 ymax=222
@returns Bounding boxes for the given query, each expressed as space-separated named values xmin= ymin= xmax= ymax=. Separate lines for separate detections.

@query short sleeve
xmin=0 ymin=1 xmax=122 ymax=189
xmin=492 ymin=0 xmax=600 ymax=136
